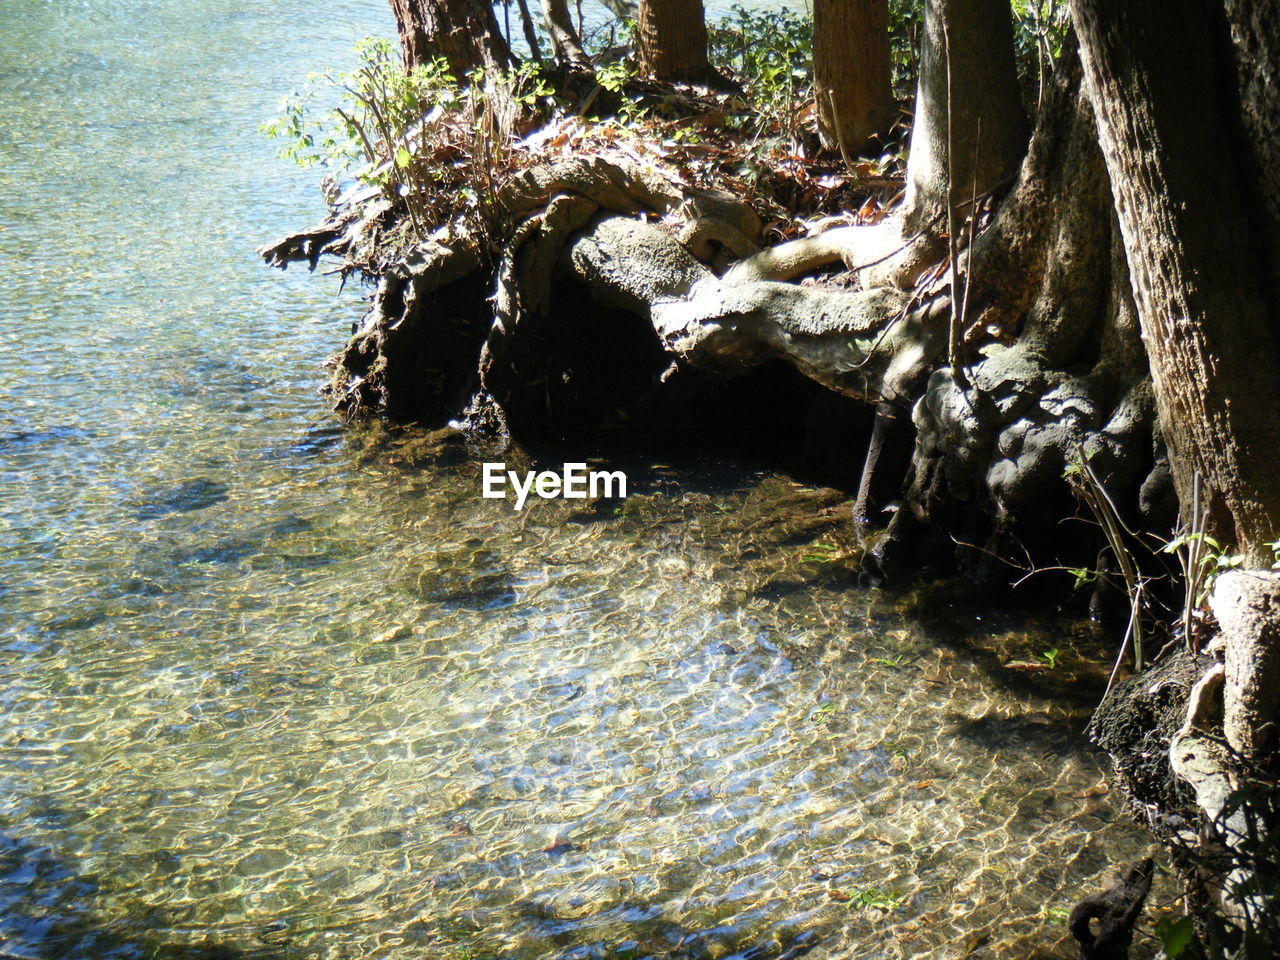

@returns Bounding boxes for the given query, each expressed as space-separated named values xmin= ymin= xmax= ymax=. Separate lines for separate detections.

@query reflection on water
xmin=0 ymin=1 xmax=1153 ymax=958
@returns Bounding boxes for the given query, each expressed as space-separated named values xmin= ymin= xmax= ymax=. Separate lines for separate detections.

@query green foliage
xmin=1038 ymin=648 xmax=1060 ymax=669
xmin=1154 ymin=915 xmax=1195 ymax=959
xmin=800 ymin=541 xmax=839 ymax=564
xmin=707 ymin=5 xmax=812 ymax=152
xmin=843 ymin=886 xmax=905 ymax=911
xmin=263 ymin=37 xmax=552 ymax=240
xmin=869 ymin=654 xmax=907 ymax=668
xmin=708 ymin=5 xmax=811 ymax=94
xmin=1041 ymin=903 xmax=1071 ymax=926
xmin=1011 ymin=0 xmax=1072 ymax=108
xmin=596 ymin=59 xmax=649 ymax=125
xmin=261 ymin=37 xmax=457 ymax=180
xmin=1161 ymin=531 xmax=1243 ymax=606
xmin=1067 ymin=566 xmax=1095 ymax=590
xmin=1011 ymin=0 xmax=1072 ymax=64
xmin=887 ymin=0 xmax=925 ymax=97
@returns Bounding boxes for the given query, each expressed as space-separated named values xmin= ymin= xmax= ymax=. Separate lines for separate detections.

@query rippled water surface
xmin=0 ymin=2 xmax=1155 ymax=958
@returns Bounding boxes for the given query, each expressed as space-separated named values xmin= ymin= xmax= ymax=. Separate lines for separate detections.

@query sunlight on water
xmin=0 ymin=2 xmax=1154 ymax=958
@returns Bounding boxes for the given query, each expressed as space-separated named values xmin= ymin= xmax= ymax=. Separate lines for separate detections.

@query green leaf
xmin=1068 ymin=567 xmax=1095 ymax=589
xmin=395 ymin=146 xmax=411 ymax=169
xmin=1154 ymin=916 xmax=1195 ymax=958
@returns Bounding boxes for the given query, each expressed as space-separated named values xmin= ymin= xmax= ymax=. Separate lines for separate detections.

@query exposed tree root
xmin=263 ymin=58 xmax=1163 ymax=583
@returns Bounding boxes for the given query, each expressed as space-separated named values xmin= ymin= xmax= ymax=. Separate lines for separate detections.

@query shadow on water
xmin=890 ymin=583 xmax=1123 ymax=767
xmin=0 ymin=824 xmax=826 ymax=960
xmin=129 ymin=478 xmax=230 ymax=521
xmin=0 ymin=832 xmax=283 ymax=960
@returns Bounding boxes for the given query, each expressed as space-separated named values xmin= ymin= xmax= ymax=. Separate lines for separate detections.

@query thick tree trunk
xmin=637 ymin=0 xmax=714 ymax=83
xmin=813 ymin=0 xmax=896 ymax=155
xmin=901 ymin=0 xmax=1028 ymax=233
xmin=1223 ymin=0 xmax=1280 ymax=314
xmin=388 ymin=0 xmax=513 ymax=77
xmin=540 ymin=0 xmax=593 ymax=72
xmin=1071 ymin=0 xmax=1280 ymax=563
xmin=876 ymin=55 xmax=1158 ymax=577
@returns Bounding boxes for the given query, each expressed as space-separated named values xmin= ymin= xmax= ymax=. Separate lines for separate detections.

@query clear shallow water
xmin=0 ymin=2 xmax=1154 ymax=958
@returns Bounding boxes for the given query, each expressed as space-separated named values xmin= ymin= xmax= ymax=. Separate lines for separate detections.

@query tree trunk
xmin=540 ymin=0 xmax=593 ymax=71
xmin=1071 ymin=0 xmax=1280 ymax=563
xmin=1223 ymin=0 xmax=1280 ymax=314
xmin=387 ymin=0 xmax=513 ymax=78
xmin=636 ymin=0 xmax=713 ymax=83
xmin=813 ymin=0 xmax=896 ymax=155
xmin=900 ymin=0 xmax=1028 ymax=233
xmin=514 ymin=0 xmax=545 ymax=62
xmin=876 ymin=54 xmax=1158 ymax=578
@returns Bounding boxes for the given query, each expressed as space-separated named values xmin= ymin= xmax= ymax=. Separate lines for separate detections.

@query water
xmin=0 ymin=2 xmax=1154 ymax=958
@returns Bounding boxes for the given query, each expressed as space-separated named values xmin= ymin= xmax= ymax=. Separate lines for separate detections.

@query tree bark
xmin=1071 ymin=0 xmax=1280 ymax=563
xmin=813 ymin=0 xmax=896 ymax=155
xmin=540 ymin=0 xmax=593 ymax=72
xmin=900 ymin=0 xmax=1028 ymax=233
xmin=637 ymin=0 xmax=714 ymax=83
xmin=387 ymin=0 xmax=513 ymax=78
xmin=1223 ymin=0 xmax=1280 ymax=314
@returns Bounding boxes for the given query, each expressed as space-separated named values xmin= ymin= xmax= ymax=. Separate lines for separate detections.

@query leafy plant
xmin=844 ymin=886 xmax=905 ymax=911
xmin=707 ymin=5 xmax=812 ymax=154
xmin=887 ymin=0 xmax=925 ymax=97
xmin=1161 ymin=472 xmax=1243 ymax=652
xmin=263 ymin=38 xmax=552 ymax=241
xmin=1038 ymin=648 xmax=1060 ymax=669
xmin=800 ymin=541 xmax=839 ymax=564
xmin=262 ymin=38 xmax=460 ymax=236
xmin=1067 ymin=566 xmax=1095 ymax=590
xmin=1153 ymin=915 xmax=1195 ymax=959
xmin=1162 ymin=532 xmax=1243 ymax=602
xmin=595 ymin=59 xmax=649 ymax=125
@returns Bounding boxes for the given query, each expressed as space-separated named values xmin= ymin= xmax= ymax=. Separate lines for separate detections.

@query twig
xmin=942 ymin=18 xmax=969 ymax=390
xmin=1102 ymin=580 xmax=1142 ymax=702
xmin=1074 ymin=447 xmax=1145 ymax=671
xmin=825 ymin=88 xmax=858 ymax=176
xmin=958 ymin=119 xmax=981 ymax=355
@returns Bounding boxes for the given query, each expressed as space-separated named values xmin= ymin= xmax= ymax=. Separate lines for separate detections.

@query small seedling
xmin=1067 ymin=566 xmax=1095 ymax=589
xmin=1039 ymin=648 xmax=1061 ymax=669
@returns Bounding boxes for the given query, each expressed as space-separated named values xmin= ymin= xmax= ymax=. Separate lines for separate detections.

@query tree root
xmin=724 ymin=222 xmax=899 ymax=284
xmin=1069 ymin=858 xmax=1154 ymax=960
xmin=258 ymin=195 xmax=392 ymax=271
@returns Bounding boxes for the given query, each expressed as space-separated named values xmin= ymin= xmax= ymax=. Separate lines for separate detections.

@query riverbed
xmin=0 ymin=2 xmax=1154 ymax=958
